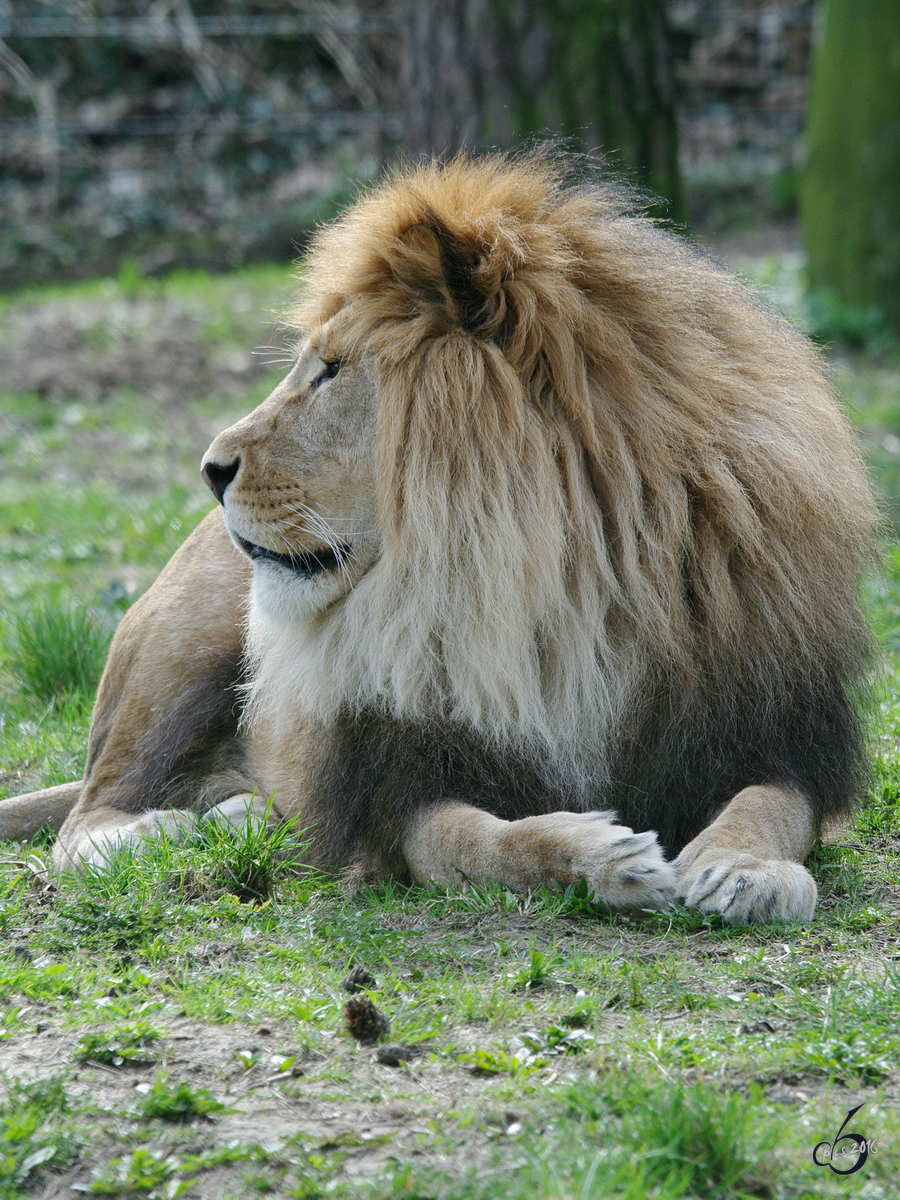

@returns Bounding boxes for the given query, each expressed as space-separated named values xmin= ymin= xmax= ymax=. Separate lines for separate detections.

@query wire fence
xmin=0 ymin=5 xmax=387 ymax=149
xmin=0 ymin=1 xmax=814 ymax=282
xmin=0 ymin=14 xmax=388 ymax=38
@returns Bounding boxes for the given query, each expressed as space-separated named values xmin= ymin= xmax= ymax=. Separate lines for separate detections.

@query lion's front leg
xmin=53 ymin=805 xmax=199 ymax=871
xmin=674 ymin=785 xmax=818 ymax=922
xmin=202 ymin=793 xmax=281 ymax=835
xmin=402 ymin=802 xmax=675 ymax=910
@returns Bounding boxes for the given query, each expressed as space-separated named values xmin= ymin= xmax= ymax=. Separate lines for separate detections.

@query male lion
xmin=1 ymin=153 xmax=876 ymax=922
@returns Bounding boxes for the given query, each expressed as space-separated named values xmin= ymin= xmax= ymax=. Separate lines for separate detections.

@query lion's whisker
xmin=256 ymin=507 xmax=359 ymax=590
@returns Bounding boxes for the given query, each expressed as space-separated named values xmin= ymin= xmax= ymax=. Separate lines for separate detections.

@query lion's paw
xmin=675 ymin=852 xmax=816 ymax=922
xmin=202 ymin=794 xmax=276 ymax=836
xmin=76 ymin=809 xmax=199 ymax=870
xmin=542 ymin=811 xmax=676 ymax=911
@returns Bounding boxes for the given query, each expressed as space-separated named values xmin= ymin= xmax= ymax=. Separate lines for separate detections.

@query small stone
xmin=375 ymin=1044 xmax=421 ymax=1067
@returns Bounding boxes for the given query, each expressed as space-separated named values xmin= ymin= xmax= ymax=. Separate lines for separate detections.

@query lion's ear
xmin=404 ymin=215 xmax=493 ymax=338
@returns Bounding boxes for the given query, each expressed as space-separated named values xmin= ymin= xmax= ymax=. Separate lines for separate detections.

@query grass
xmin=5 ymin=602 xmax=111 ymax=704
xmin=0 ymin=1074 xmax=80 ymax=1196
xmin=133 ymin=1075 xmax=226 ymax=1123
xmin=0 ymin=257 xmax=898 ymax=1198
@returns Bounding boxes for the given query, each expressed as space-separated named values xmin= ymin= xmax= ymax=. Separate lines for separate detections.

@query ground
xmin=1 ymin=242 xmax=900 ymax=1199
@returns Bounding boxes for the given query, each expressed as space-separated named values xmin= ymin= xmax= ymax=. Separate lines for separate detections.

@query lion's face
xmin=201 ymin=320 xmax=381 ymax=620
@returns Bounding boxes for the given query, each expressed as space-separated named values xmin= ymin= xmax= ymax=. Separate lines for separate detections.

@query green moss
xmin=802 ymin=0 xmax=900 ymax=332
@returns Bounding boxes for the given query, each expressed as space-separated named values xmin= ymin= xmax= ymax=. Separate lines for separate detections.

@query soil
xmin=1 ymin=906 xmax=676 ymax=1199
xmin=0 ymin=289 xmax=287 ymax=405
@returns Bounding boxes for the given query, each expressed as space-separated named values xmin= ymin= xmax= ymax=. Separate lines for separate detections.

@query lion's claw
xmin=675 ymin=852 xmax=816 ymax=922
xmin=531 ymin=811 xmax=676 ymax=911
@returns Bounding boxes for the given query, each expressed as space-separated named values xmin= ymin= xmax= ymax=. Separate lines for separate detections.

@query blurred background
xmin=1 ymin=0 xmax=900 ymax=741
xmin=0 ymin=0 xmax=896 ymax=325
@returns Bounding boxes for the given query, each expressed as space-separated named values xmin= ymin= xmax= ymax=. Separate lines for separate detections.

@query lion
xmin=0 ymin=152 xmax=877 ymax=922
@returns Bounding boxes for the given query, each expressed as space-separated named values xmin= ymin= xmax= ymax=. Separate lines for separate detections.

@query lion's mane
xmin=251 ymin=152 xmax=875 ymax=855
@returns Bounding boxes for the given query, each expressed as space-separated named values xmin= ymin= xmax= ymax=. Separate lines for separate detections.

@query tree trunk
xmin=801 ymin=0 xmax=900 ymax=332
xmin=386 ymin=0 xmax=684 ymax=220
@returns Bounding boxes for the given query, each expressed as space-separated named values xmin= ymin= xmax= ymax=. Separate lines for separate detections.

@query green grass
xmin=1 ymin=829 xmax=899 ymax=1195
xmin=0 ymin=1075 xmax=80 ymax=1197
xmin=5 ymin=602 xmax=111 ymax=704
xmin=134 ymin=1072 xmax=226 ymax=1123
xmin=75 ymin=1022 xmax=161 ymax=1069
xmin=0 ymin=260 xmax=898 ymax=1198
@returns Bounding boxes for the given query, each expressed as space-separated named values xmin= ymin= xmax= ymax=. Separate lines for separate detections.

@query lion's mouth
xmin=237 ymin=536 xmax=353 ymax=579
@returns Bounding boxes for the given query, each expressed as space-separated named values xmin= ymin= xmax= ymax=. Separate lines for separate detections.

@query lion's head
xmin=202 ymin=330 xmax=381 ymax=618
xmin=202 ymin=152 xmax=875 ymax=803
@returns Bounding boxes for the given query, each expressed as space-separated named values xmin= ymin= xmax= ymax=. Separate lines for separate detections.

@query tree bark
xmin=801 ymin=0 xmax=900 ymax=332
xmin=386 ymin=0 xmax=684 ymax=220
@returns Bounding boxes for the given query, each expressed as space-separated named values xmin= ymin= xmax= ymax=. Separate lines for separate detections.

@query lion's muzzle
xmin=246 ymin=539 xmax=354 ymax=580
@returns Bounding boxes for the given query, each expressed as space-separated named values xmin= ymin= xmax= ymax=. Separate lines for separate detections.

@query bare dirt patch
xmin=0 ymin=297 xmax=270 ymax=408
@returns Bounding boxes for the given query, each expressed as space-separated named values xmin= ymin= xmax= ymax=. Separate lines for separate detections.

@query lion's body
xmin=2 ymin=153 xmax=877 ymax=921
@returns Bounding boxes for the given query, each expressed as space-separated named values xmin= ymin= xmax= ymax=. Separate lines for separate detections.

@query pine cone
xmin=343 ymin=996 xmax=390 ymax=1045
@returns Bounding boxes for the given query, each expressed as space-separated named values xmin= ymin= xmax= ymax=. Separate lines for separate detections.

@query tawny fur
xmin=0 ymin=151 xmax=877 ymax=920
xmin=249 ymin=152 xmax=874 ymax=804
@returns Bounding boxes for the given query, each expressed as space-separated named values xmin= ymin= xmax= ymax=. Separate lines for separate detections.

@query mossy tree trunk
xmin=386 ymin=0 xmax=684 ymax=221
xmin=801 ymin=0 xmax=900 ymax=332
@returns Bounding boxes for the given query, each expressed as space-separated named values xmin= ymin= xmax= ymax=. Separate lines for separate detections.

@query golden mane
xmin=269 ymin=151 xmax=874 ymax=794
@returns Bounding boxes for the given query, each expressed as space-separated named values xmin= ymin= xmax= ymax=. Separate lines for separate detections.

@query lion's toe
xmin=59 ymin=808 xmax=198 ymax=872
xmin=676 ymin=853 xmax=816 ymax=922
xmin=582 ymin=827 xmax=676 ymax=911
xmin=202 ymin=794 xmax=275 ymax=836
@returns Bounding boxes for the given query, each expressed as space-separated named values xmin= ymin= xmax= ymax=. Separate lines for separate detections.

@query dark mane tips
xmin=401 ymin=213 xmax=493 ymax=338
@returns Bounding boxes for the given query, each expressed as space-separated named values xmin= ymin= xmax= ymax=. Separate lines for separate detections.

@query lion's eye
xmin=312 ymin=360 xmax=341 ymax=389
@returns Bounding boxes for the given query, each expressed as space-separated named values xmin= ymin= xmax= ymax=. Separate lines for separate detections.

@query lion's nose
xmin=202 ymin=456 xmax=241 ymax=505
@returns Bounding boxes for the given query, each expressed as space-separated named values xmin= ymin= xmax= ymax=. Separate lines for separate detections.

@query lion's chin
xmin=235 ymin=534 xmax=353 ymax=581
